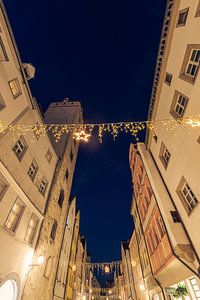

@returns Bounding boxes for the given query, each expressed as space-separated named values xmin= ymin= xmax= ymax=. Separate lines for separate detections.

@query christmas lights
xmin=0 ymin=114 xmax=199 ymax=143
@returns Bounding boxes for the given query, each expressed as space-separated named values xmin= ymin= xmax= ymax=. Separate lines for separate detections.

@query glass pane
xmin=191 ymin=50 xmax=197 ymax=61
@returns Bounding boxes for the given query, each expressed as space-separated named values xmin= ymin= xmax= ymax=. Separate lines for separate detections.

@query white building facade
xmin=0 ymin=1 xmax=57 ymax=299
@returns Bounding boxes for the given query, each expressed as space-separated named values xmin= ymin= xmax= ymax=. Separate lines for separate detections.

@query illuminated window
xmin=0 ymin=280 xmax=18 ymax=300
xmin=4 ymin=198 xmax=25 ymax=232
xmin=170 ymin=91 xmax=188 ymax=118
xmin=28 ymin=159 xmax=38 ymax=181
xmin=177 ymin=8 xmax=189 ymax=27
xmin=8 ymin=78 xmax=22 ymax=99
xmin=189 ymin=277 xmax=200 ymax=299
xmin=24 ymin=214 xmax=39 ymax=245
xmin=12 ymin=136 xmax=27 ymax=161
xmin=0 ymin=36 xmax=8 ymax=61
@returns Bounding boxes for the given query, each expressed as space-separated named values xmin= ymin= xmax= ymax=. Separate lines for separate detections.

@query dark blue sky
xmin=5 ymin=0 xmax=166 ymax=262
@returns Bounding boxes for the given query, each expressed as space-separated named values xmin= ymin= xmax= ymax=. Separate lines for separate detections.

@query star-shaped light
xmin=74 ymin=130 xmax=91 ymax=142
xmin=104 ymin=265 xmax=110 ymax=273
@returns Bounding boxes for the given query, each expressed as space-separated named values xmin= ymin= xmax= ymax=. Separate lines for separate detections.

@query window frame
xmin=50 ymin=220 xmax=58 ymax=241
xmin=0 ymin=173 xmax=9 ymax=201
xmin=159 ymin=142 xmax=171 ymax=169
xmin=24 ymin=213 xmax=39 ymax=245
xmin=195 ymin=2 xmax=200 ymax=18
xmin=0 ymin=35 xmax=8 ymax=62
xmin=12 ymin=136 xmax=28 ymax=161
xmin=164 ymin=72 xmax=173 ymax=85
xmin=58 ymin=189 xmax=64 ymax=208
xmin=45 ymin=149 xmax=52 ymax=163
xmin=176 ymin=7 xmax=189 ymax=27
xmin=177 ymin=177 xmax=199 ymax=215
xmin=180 ymin=44 xmax=200 ymax=84
xmin=4 ymin=198 xmax=25 ymax=233
xmin=28 ymin=159 xmax=39 ymax=181
xmin=8 ymin=78 xmax=22 ymax=99
xmin=38 ymin=176 xmax=48 ymax=196
xmin=170 ymin=90 xmax=188 ymax=119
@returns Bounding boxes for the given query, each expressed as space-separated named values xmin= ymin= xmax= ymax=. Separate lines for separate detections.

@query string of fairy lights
xmin=1 ymin=114 xmax=200 ymax=143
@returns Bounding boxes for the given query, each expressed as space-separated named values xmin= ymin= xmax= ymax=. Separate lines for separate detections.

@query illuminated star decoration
xmin=73 ymin=130 xmax=91 ymax=142
xmin=104 ymin=265 xmax=110 ymax=274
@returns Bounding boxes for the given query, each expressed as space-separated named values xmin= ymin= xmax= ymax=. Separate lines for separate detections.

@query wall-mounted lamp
xmin=29 ymin=255 xmax=45 ymax=267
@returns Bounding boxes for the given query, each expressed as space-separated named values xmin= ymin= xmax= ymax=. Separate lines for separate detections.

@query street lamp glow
xmin=139 ymin=284 xmax=145 ymax=291
xmin=37 ymin=255 xmax=45 ymax=265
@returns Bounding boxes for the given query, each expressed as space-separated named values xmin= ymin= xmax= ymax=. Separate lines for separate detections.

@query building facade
xmin=65 ymin=210 xmax=80 ymax=300
xmin=22 ymin=99 xmax=82 ymax=300
xmin=0 ymin=2 xmax=57 ymax=299
xmin=129 ymin=142 xmax=200 ymax=299
xmin=53 ymin=196 xmax=77 ymax=300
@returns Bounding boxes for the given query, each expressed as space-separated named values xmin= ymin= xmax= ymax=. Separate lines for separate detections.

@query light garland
xmin=0 ymin=114 xmax=200 ymax=143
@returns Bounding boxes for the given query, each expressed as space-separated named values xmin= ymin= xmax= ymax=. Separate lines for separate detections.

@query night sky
xmin=5 ymin=0 xmax=166 ymax=262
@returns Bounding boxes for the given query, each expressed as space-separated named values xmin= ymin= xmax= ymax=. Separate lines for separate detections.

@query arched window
xmin=0 ymin=279 xmax=18 ymax=300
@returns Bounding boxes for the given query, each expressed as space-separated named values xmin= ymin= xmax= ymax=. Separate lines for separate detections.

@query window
xmin=0 ymin=36 xmax=8 ymax=61
xmin=38 ymin=177 xmax=48 ymax=196
xmin=177 ymin=178 xmax=199 ymax=214
xmin=165 ymin=72 xmax=173 ymax=85
xmin=0 ymin=93 xmax=5 ymax=111
xmin=24 ymin=214 xmax=39 ymax=245
xmin=170 ymin=91 xmax=188 ymax=118
xmin=0 ymin=173 xmax=8 ymax=201
xmin=189 ymin=277 xmax=200 ymax=299
xmin=66 ymin=169 xmax=69 ymax=181
xmin=153 ymin=134 xmax=158 ymax=143
xmin=177 ymin=8 xmax=189 ymax=27
xmin=12 ymin=136 xmax=27 ymax=161
xmin=180 ymin=45 xmax=200 ymax=83
xmin=58 ymin=189 xmax=64 ymax=208
xmin=195 ymin=2 xmax=200 ymax=17
xmin=45 ymin=149 xmax=52 ymax=163
xmin=50 ymin=220 xmax=58 ymax=240
xmin=159 ymin=142 xmax=171 ymax=168
xmin=8 ymin=78 xmax=22 ymax=99
xmin=28 ymin=159 xmax=38 ymax=181
xmin=186 ymin=49 xmax=200 ymax=79
xmin=70 ymin=150 xmax=74 ymax=162
xmin=155 ymin=217 xmax=165 ymax=238
xmin=4 ymin=198 xmax=25 ymax=232
xmin=170 ymin=211 xmax=181 ymax=223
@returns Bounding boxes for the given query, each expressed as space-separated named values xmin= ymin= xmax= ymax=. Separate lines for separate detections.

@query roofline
xmin=0 ymin=0 xmax=35 ymax=109
xmin=145 ymin=0 xmax=178 ymax=146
